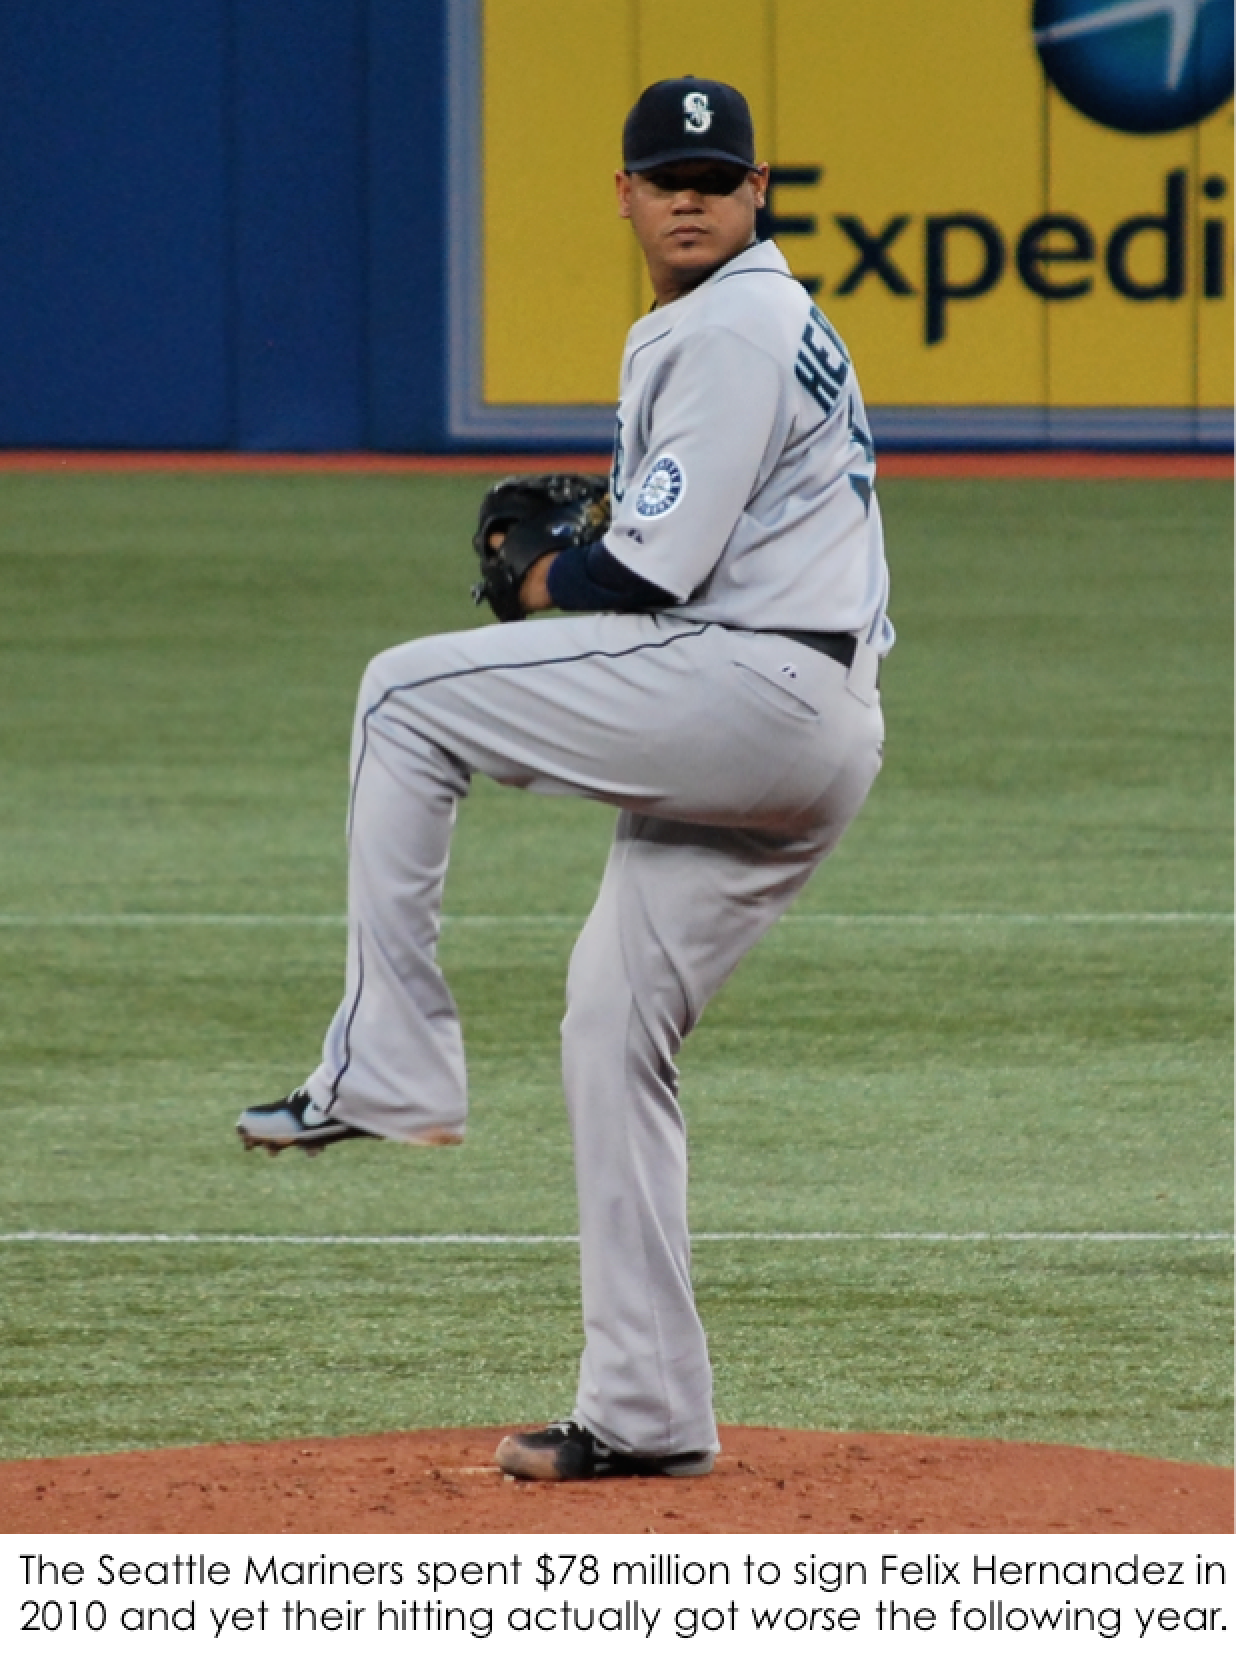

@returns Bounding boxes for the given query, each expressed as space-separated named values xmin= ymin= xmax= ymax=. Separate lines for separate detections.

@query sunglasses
xmin=639 ymin=164 xmax=751 ymax=197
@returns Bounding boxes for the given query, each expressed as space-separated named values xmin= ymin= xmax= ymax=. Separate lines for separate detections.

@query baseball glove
xmin=472 ymin=473 xmax=610 ymax=622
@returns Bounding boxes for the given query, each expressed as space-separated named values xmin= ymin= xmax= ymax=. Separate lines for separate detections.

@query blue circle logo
xmin=635 ymin=454 xmax=685 ymax=518
xmin=1033 ymin=0 xmax=1234 ymax=134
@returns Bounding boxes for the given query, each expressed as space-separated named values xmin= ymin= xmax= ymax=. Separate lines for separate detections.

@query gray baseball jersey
xmin=605 ymin=238 xmax=893 ymax=650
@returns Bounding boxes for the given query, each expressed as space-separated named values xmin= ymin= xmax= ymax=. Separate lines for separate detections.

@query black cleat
xmin=236 ymin=1087 xmax=376 ymax=1157
xmin=495 ymin=1419 xmax=715 ymax=1482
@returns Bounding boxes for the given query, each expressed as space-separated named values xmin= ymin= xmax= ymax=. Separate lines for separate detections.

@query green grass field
xmin=0 ymin=470 xmax=1231 ymax=1465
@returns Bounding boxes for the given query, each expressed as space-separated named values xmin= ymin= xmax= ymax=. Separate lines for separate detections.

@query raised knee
xmin=362 ymin=637 xmax=440 ymax=701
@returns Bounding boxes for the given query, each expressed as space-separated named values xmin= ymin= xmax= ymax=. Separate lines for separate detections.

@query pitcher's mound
xmin=2 ymin=1427 xmax=1230 ymax=1534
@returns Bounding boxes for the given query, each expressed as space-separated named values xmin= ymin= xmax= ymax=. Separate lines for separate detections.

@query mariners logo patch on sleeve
xmin=635 ymin=454 xmax=685 ymax=518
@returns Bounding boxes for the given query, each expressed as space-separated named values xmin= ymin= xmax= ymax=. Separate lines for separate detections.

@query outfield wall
xmin=0 ymin=0 xmax=446 ymax=452
xmin=0 ymin=1 xmax=1231 ymax=452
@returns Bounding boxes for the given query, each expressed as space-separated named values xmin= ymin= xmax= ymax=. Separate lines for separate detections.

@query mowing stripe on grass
xmin=0 ymin=912 xmax=1231 ymax=928
xmin=0 ymin=1231 xmax=1230 ymax=1246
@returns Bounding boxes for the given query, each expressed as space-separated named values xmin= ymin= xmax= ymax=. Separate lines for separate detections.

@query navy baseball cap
xmin=622 ymin=76 xmax=756 ymax=172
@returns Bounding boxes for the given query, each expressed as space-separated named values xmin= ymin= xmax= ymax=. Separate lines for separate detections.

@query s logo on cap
xmin=682 ymin=91 xmax=712 ymax=133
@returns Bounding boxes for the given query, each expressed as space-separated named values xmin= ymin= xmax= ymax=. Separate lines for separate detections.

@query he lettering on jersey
xmin=795 ymin=305 xmax=851 ymax=417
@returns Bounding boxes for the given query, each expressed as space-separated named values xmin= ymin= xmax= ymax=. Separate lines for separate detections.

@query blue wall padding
xmin=0 ymin=0 xmax=446 ymax=451
xmin=365 ymin=0 xmax=447 ymax=452
xmin=234 ymin=0 xmax=368 ymax=451
xmin=0 ymin=1 xmax=233 ymax=446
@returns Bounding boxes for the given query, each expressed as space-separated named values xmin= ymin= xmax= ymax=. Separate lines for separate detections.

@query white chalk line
xmin=0 ymin=1230 xmax=1231 ymax=1247
xmin=0 ymin=912 xmax=1231 ymax=929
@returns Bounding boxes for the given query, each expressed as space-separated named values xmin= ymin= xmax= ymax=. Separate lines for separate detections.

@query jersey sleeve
xmin=604 ymin=325 xmax=784 ymax=602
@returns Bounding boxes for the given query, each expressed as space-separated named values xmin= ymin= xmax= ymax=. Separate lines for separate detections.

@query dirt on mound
xmin=1 ymin=1427 xmax=1230 ymax=1534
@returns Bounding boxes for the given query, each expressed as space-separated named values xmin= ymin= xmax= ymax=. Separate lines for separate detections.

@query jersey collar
xmin=628 ymin=239 xmax=794 ymax=347
xmin=704 ymin=237 xmax=793 ymax=287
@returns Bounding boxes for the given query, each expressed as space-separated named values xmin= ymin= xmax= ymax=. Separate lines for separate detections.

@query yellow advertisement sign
xmin=462 ymin=0 xmax=1232 ymax=445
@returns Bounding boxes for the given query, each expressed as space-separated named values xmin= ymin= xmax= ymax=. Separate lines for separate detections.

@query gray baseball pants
xmin=305 ymin=611 xmax=884 ymax=1458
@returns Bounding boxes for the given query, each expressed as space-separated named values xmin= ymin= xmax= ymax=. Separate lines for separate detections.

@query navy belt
xmin=765 ymin=630 xmax=857 ymax=669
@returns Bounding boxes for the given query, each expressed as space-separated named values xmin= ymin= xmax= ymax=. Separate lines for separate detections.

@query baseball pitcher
xmin=237 ymin=76 xmax=892 ymax=1482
